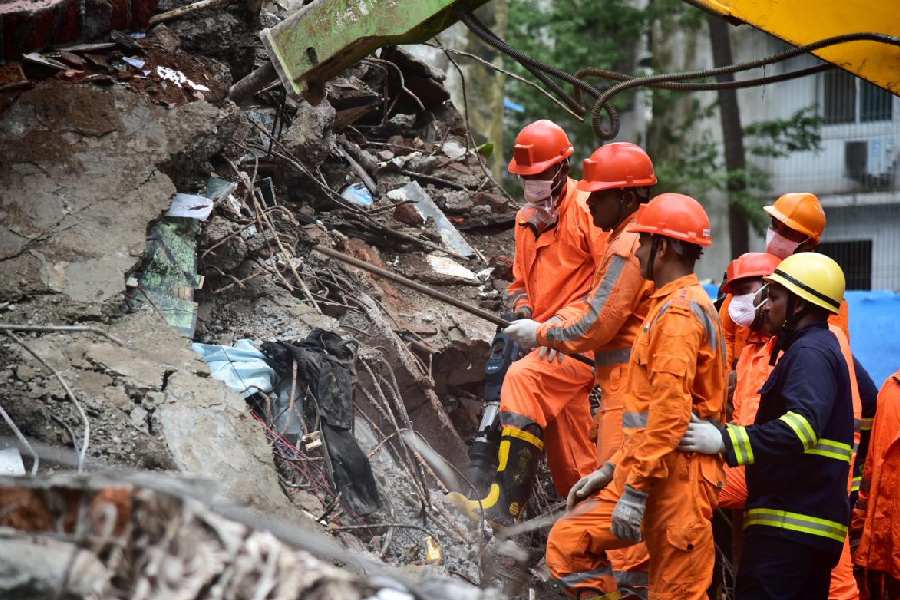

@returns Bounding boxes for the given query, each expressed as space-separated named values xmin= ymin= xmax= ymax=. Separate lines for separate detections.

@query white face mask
xmin=522 ymin=178 xmax=555 ymax=203
xmin=765 ymin=228 xmax=805 ymax=259
xmin=728 ymin=289 xmax=769 ymax=328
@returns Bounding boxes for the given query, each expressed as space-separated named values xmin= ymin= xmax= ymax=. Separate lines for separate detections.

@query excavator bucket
xmin=687 ymin=0 xmax=900 ymax=94
xmin=260 ymin=0 xmax=489 ymax=103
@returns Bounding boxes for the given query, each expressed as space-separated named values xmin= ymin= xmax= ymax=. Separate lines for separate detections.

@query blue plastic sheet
xmin=192 ymin=339 xmax=275 ymax=397
xmin=846 ymin=291 xmax=900 ymax=387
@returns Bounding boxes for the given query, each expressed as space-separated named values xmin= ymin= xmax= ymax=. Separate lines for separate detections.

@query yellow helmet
xmin=765 ymin=253 xmax=845 ymax=314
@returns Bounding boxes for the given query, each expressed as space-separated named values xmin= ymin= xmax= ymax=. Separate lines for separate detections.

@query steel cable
xmin=458 ymin=12 xmax=900 ymax=142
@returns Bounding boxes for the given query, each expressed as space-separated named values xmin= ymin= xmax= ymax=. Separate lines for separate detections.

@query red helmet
xmin=763 ymin=193 xmax=826 ymax=241
xmin=722 ymin=252 xmax=781 ymax=294
xmin=507 ymin=120 xmax=574 ymax=176
xmin=577 ymin=142 xmax=657 ymax=192
xmin=627 ymin=193 xmax=712 ymax=246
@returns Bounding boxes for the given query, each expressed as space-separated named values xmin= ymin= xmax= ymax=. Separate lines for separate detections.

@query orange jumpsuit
xmin=503 ymin=178 xmax=608 ymax=495
xmin=830 ymin=300 xmax=851 ymax=341
xmin=852 ymin=370 xmax=900 ymax=597
xmin=719 ymin=325 xmax=862 ymax=600
xmin=546 ymin=274 xmax=726 ymax=599
xmin=536 ymin=215 xmax=653 ymax=598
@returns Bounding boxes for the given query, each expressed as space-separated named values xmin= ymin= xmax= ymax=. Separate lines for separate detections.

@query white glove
xmin=678 ymin=417 xmax=725 ymax=454
xmin=566 ymin=462 xmax=614 ymax=510
xmin=611 ymin=485 xmax=647 ymax=542
xmin=504 ymin=319 xmax=541 ymax=349
xmin=538 ymin=345 xmax=565 ymax=364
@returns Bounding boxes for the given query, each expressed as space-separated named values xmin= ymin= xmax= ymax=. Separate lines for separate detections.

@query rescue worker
xmin=852 ymin=368 xmax=900 ymax=599
xmin=720 ymin=253 xmax=781 ymax=369
xmin=545 ymin=193 xmax=726 ymax=599
xmin=680 ymin=253 xmax=853 ymax=599
xmin=449 ymin=120 xmax=606 ymax=525
xmin=716 ymin=253 xmax=781 ymax=509
xmin=504 ymin=142 xmax=656 ymax=599
xmin=762 ymin=192 xmax=850 ymax=337
xmin=715 ymin=253 xmax=872 ymax=600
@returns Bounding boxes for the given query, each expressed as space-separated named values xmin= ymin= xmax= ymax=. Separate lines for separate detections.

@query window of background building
xmin=823 ymin=71 xmax=893 ymax=124
xmin=819 ymin=239 xmax=873 ymax=290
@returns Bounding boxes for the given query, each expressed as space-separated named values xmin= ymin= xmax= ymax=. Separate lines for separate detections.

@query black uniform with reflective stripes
xmin=722 ymin=322 xmax=853 ymax=560
xmin=851 ymin=355 xmax=878 ymax=502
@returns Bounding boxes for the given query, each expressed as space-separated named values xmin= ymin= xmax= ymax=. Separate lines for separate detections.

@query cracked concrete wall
xmin=0 ymin=81 xmax=308 ymax=523
xmin=0 ymin=81 xmax=237 ymax=309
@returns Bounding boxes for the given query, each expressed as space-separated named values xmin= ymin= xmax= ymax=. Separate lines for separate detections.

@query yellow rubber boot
xmin=448 ymin=426 xmax=542 ymax=527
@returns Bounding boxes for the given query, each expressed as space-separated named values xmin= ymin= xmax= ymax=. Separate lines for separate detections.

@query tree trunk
xmin=707 ymin=13 xmax=749 ymax=257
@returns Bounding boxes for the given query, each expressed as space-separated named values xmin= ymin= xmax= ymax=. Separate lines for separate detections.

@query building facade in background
xmin=692 ymin=27 xmax=900 ymax=290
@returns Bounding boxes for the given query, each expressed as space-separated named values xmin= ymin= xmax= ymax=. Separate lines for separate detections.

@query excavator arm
xmin=237 ymin=0 xmax=899 ymax=105
xmin=686 ymin=0 xmax=900 ymax=94
xmin=257 ymin=0 xmax=488 ymax=103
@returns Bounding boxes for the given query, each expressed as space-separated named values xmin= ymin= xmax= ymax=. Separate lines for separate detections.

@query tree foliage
xmin=502 ymin=0 xmax=823 ymax=229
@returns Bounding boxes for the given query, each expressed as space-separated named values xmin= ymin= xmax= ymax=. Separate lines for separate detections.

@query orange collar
xmin=650 ymin=273 xmax=700 ymax=299
xmin=610 ymin=212 xmax=637 ymax=241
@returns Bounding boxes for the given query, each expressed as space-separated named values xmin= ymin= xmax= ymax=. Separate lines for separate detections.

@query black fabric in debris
xmin=262 ymin=329 xmax=380 ymax=515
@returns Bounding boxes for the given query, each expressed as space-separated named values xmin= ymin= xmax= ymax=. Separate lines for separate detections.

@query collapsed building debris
xmin=0 ymin=0 xmax=563 ymax=597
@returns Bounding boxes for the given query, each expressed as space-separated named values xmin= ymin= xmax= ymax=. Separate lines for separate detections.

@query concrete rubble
xmin=0 ymin=0 xmax=554 ymax=597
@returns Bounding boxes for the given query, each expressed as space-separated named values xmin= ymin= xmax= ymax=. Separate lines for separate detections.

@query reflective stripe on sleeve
xmin=622 ymin=411 xmax=648 ymax=429
xmin=547 ymin=255 xmax=627 ymax=343
xmin=805 ymin=438 xmax=853 ymax=463
xmin=857 ymin=417 xmax=874 ymax=432
xmin=595 ymin=347 xmax=632 ymax=367
xmin=744 ymin=508 xmax=848 ymax=543
xmin=851 ymin=476 xmax=862 ymax=492
xmin=778 ymin=411 xmax=817 ymax=450
xmin=727 ymin=424 xmax=754 ymax=465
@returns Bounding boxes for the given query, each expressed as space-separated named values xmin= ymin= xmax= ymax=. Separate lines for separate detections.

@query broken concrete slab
xmin=283 ymin=97 xmax=337 ymax=169
xmin=386 ymin=182 xmax=475 ymax=258
xmin=0 ymin=81 xmax=237 ymax=307
xmin=1 ymin=309 xmax=311 ymax=522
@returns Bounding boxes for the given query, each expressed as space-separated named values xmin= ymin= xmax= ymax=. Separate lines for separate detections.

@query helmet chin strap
xmin=645 ymin=235 xmax=661 ymax=281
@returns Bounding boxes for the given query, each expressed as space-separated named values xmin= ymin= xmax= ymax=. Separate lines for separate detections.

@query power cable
xmin=459 ymin=11 xmax=900 ymax=141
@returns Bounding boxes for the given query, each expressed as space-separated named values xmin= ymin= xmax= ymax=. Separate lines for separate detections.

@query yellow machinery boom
xmin=688 ymin=0 xmax=900 ymax=94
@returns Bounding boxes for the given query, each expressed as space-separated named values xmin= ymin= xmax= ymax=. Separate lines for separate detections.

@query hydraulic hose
xmin=587 ymin=33 xmax=900 ymax=140
xmin=458 ymin=12 xmax=900 ymax=142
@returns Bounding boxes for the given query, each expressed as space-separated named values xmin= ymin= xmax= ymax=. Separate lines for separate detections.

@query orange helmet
xmin=763 ymin=193 xmax=826 ymax=241
xmin=627 ymin=193 xmax=712 ymax=246
xmin=577 ymin=142 xmax=657 ymax=192
xmin=507 ymin=120 xmax=574 ymax=176
xmin=722 ymin=252 xmax=781 ymax=294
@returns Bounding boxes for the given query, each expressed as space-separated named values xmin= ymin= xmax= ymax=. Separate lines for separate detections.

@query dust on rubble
xmin=0 ymin=0 xmax=563 ymax=597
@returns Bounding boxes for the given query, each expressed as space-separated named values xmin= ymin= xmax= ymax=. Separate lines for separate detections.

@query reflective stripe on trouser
xmin=614 ymin=567 xmax=649 ymax=599
xmin=547 ymin=450 xmax=719 ymax=599
xmin=500 ymin=349 xmax=598 ymax=496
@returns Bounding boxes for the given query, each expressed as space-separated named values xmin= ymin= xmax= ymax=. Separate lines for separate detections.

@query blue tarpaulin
xmin=846 ymin=291 xmax=900 ymax=388
xmin=703 ymin=285 xmax=899 ymax=387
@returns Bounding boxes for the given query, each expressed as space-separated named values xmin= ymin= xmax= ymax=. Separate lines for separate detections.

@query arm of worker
xmin=506 ymin=227 xmax=533 ymax=319
xmin=720 ymin=346 xmax=838 ymax=468
xmin=624 ymin=306 xmax=702 ymax=492
xmin=535 ymin=251 xmax=644 ymax=354
xmin=719 ymin=295 xmax=737 ymax=368
xmin=851 ymin=355 xmax=878 ymax=496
